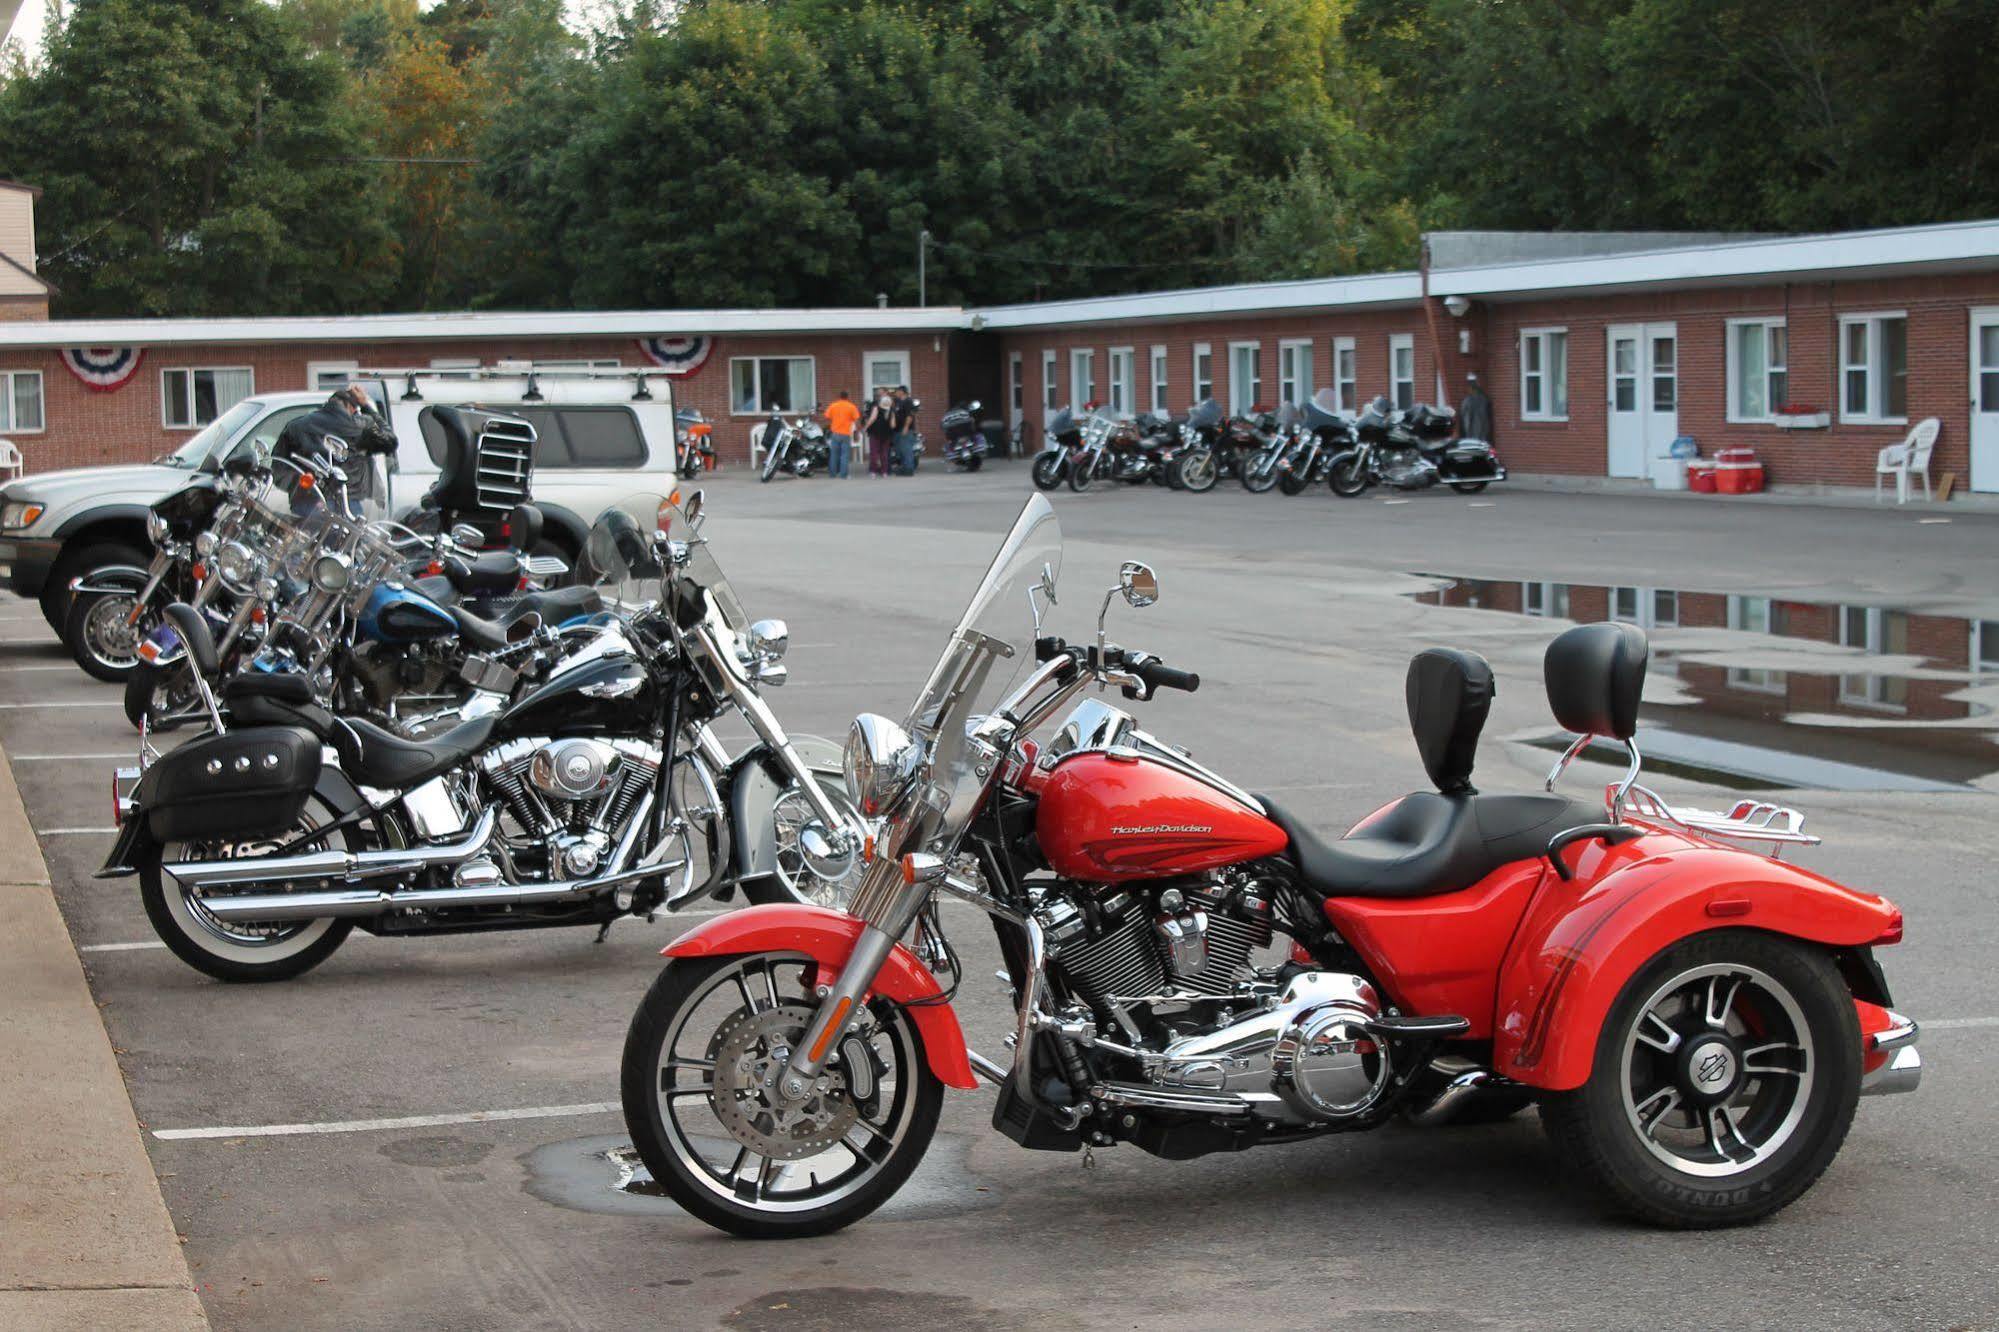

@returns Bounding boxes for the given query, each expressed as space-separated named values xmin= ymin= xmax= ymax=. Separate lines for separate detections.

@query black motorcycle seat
xmin=514 ymin=584 xmax=602 ymax=623
xmin=447 ymin=550 xmax=522 ymax=595
xmin=1261 ymin=791 xmax=1594 ymax=899
xmin=331 ymin=713 xmax=498 ymax=789
xmin=221 ymin=672 xmax=334 ymax=737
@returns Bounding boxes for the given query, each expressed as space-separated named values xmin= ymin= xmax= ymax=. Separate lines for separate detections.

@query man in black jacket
xmin=274 ymin=385 xmax=397 ymax=509
xmin=1457 ymin=373 xmax=1495 ymax=444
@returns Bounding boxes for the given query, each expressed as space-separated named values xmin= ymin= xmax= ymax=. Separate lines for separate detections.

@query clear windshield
xmin=159 ymin=400 xmax=262 ymax=468
xmin=906 ymin=494 xmax=1061 ymax=824
xmin=586 ymin=494 xmax=747 ymax=630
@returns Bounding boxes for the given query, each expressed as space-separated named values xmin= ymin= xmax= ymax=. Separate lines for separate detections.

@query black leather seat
xmin=331 ymin=713 xmax=498 ymax=789
xmin=445 ymin=550 xmax=524 ymax=596
xmin=221 ymin=672 xmax=334 ymax=737
xmin=1264 ymin=646 xmax=1594 ymax=899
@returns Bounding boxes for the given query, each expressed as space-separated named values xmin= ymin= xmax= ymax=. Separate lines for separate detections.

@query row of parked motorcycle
xmin=72 ymin=399 xmax=1917 ymax=1246
xmin=1030 ymin=389 xmax=1507 ymax=496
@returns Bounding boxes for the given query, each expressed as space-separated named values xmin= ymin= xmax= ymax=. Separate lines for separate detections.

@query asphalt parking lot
xmin=7 ymin=467 xmax=1999 ymax=1330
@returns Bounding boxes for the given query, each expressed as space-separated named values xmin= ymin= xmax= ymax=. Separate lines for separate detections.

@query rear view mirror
xmin=450 ymin=523 xmax=484 ymax=548
xmin=682 ymin=489 xmax=705 ymax=530
xmin=1119 ymin=561 xmax=1159 ymax=608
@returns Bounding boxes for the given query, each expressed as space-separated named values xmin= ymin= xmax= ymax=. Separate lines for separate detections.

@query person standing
xmin=891 ymin=386 xmax=919 ymax=476
xmin=863 ymin=388 xmax=895 ymax=476
xmin=823 ymin=390 xmax=860 ymax=478
xmin=1458 ymin=372 xmax=1495 ymax=444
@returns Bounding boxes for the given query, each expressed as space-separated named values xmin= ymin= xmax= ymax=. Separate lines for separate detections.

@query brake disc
xmin=709 ymin=1002 xmax=857 ymax=1160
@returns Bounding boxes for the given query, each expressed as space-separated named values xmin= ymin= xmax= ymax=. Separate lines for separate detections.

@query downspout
xmin=1420 ymin=234 xmax=1449 ymax=407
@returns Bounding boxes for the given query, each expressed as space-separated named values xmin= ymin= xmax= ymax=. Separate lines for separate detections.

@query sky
xmin=3 ymin=1 xmax=614 ymax=58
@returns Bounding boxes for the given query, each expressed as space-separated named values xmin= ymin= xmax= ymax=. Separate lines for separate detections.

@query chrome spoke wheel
xmin=767 ymin=781 xmax=863 ymax=909
xmin=651 ymin=954 xmax=922 ymax=1216
xmin=1618 ymin=962 xmax=1815 ymax=1178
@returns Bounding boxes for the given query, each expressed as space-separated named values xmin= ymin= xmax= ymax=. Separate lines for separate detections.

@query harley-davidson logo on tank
xmin=1037 ymin=753 xmax=1287 ymax=882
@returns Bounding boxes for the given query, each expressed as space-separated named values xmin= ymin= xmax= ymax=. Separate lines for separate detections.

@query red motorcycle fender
xmin=662 ymin=904 xmax=979 ymax=1090
xmin=1492 ymin=841 xmax=1902 ymax=1091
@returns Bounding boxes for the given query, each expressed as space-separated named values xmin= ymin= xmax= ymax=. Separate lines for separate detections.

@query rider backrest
xmin=1544 ymin=621 xmax=1648 ymax=740
xmin=422 ymin=405 xmax=477 ymax=514
xmin=1405 ymin=647 xmax=1493 ymax=794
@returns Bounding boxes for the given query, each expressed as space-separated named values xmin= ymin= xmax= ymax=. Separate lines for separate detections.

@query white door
xmin=1606 ymin=322 xmax=1677 ymax=479
xmin=1971 ymin=308 xmax=1999 ymax=492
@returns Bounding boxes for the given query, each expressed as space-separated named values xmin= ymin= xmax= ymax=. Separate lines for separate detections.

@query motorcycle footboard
xmin=991 ymin=1072 xmax=1084 ymax=1152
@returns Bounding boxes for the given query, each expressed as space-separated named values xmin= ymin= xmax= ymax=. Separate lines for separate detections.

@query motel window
xmin=1520 ymin=328 xmax=1568 ymax=420
xmin=1192 ymin=343 xmax=1214 ymax=402
xmin=1071 ymin=349 xmax=1096 ymax=408
xmin=729 ymin=356 xmax=815 ymax=415
xmin=1150 ymin=345 xmax=1169 ymax=413
xmin=1726 ymin=319 xmax=1788 ymax=422
xmin=1389 ymin=334 xmax=1415 ymax=411
xmin=1839 ymin=606 xmax=1909 ymax=709
xmin=0 ymin=370 xmax=43 ymax=433
xmin=1840 ymin=314 xmax=1909 ymax=424
xmin=1726 ymin=595 xmax=1784 ymax=693
xmin=1042 ymin=349 xmax=1060 ymax=411
xmin=1278 ymin=339 xmax=1315 ymax=408
xmin=1652 ymin=589 xmax=1680 ymax=627
xmin=162 ymin=367 xmax=254 ymax=430
xmin=1008 ymin=351 xmax=1023 ymax=420
xmin=1228 ymin=342 xmax=1261 ymax=416
xmin=307 ymin=361 xmax=359 ymax=391
xmin=1522 ymin=581 xmax=1570 ymax=619
xmin=1332 ymin=338 xmax=1357 ymax=413
xmin=1108 ymin=347 xmax=1135 ymax=416
xmin=1975 ymin=621 xmax=1999 ymax=675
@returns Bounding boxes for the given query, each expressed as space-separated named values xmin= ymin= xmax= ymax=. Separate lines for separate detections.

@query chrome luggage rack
xmin=1619 ymin=783 xmax=1821 ymax=858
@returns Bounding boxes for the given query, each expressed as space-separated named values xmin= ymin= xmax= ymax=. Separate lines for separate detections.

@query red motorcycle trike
xmin=621 ymin=495 xmax=1918 ymax=1236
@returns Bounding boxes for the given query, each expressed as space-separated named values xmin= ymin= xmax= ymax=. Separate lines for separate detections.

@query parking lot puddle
xmin=1412 ymin=574 xmax=1999 ymax=790
xmin=521 ymin=1132 xmax=999 ymax=1221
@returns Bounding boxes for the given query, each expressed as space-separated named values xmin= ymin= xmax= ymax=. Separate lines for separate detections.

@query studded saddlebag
xmin=141 ymin=726 xmax=323 ymax=845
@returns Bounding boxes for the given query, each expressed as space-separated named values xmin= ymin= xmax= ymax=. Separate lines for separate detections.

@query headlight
xmin=216 ymin=540 xmax=259 ymax=593
xmin=0 ymin=501 xmax=44 ymax=531
xmin=145 ymin=509 xmax=170 ymax=548
xmin=194 ymin=530 xmax=218 ymax=558
xmin=844 ymin=713 xmax=921 ymax=818
xmin=311 ymin=551 xmax=352 ymax=593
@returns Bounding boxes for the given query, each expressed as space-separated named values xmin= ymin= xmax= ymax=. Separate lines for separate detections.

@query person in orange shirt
xmin=822 ymin=390 xmax=861 ymax=478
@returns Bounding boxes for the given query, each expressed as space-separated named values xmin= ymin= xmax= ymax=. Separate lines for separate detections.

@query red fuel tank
xmin=1035 ymin=751 xmax=1289 ymax=883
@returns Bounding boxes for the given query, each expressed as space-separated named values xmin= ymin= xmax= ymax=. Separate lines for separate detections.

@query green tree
xmin=0 ymin=0 xmax=396 ymax=315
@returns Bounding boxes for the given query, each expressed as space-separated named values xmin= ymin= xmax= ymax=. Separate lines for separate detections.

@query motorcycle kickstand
xmin=594 ymin=920 xmax=613 ymax=944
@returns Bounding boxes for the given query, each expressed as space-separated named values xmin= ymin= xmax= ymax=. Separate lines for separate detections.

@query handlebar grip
xmin=1134 ymin=658 xmax=1200 ymax=694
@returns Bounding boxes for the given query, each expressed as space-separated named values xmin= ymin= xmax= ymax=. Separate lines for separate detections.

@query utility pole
xmin=918 ymin=229 xmax=930 ymax=307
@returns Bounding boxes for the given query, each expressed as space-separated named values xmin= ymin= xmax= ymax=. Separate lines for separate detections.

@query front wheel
xmin=1329 ymin=455 xmax=1370 ymax=497
xmin=1278 ymin=464 xmax=1312 ymax=496
xmin=1067 ymin=456 xmax=1097 ymax=493
xmin=65 ymin=585 xmax=150 ymax=682
xmin=761 ymin=448 xmax=782 ymax=483
xmin=1450 ymin=480 xmax=1491 ymax=495
xmin=1030 ymin=452 xmax=1066 ymax=490
xmin=621 ymin=952 xmax=943 ymax=1238
xmin=1240 ymin=452 xmax=1281 ymax=493
xmin=1540 ymin=930 xmax=1860 ymax=1228
xmin=1174 ymin=449 xmax=1219 ymax=492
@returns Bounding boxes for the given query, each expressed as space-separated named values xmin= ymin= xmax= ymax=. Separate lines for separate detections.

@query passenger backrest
xmin=1544 ymin=622 xmax=1648 ymax=740
xmin=1405 ymin=647 xmax=1494 ymax=795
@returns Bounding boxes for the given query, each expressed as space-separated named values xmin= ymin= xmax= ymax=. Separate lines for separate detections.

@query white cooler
xmin=1650 ymin=455 xmax=1690 ymax=490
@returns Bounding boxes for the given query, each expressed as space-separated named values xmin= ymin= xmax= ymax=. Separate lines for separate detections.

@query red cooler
xmin=1715 ymin=446 xmax=1764 ymax=494
xmin=1687 ymin=459 xmax=1719 ymax=493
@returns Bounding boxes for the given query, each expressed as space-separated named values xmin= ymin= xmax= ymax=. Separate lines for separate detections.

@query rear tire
xmin=137 ymin=796 xmax=357 ymax=983
xmin=1539 ymin=930 xmax=1859 ymax=1229
xmin=1030 ymin=453 xmax=1066 ymax=490
xmin=1450 ymin=480 xmax=1491 ymax=495
xmin=962 ymin=455 xmax=982 ymax=473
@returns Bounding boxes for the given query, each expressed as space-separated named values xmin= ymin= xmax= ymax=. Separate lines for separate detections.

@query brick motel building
xmin=5 ymin=175 xmax=1999 ymax=494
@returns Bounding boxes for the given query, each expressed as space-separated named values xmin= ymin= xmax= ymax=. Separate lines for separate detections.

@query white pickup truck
xmin=0 ymin=368 xmax=681 ymax=632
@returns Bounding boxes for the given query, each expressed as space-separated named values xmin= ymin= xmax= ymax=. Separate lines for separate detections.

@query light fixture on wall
xmin=1443 ymin=295 xmax=1471 ymax=317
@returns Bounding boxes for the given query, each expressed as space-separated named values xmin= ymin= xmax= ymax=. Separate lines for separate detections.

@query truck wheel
xmin=1539 ymin=930 xmax=1859 ymax=1229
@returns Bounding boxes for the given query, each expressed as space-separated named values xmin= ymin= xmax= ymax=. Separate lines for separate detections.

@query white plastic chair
xmin=0 ymin=438 xmax=21 ymax=480
xmin=1875 ymin=417 xmax=1940 ymax=503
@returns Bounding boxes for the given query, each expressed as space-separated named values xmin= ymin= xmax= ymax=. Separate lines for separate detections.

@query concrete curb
xmin=1501 ymin=471 xmax=1999 ymax=514
xmin=0 ymin=744 xmax=208 ymax=1330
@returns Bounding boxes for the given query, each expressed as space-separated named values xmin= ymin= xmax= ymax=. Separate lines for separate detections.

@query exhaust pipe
xmin=195 ymin=793 xmax=670 ymax=923
xmin=1408 ymin=1061 xmax=1495 ymax=1127
xmin=164 ymin=807 xmax=500 ymax=893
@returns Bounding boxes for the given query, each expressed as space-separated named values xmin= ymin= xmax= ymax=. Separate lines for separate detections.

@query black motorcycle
xmin=1277 ymin=392 xmax=1356 ymax=496
xmin=1236 ymin=407 xmax=1295 ymax=494
xmin=1067 ymin=410 xmax=1173 ymax=491
xmin=100 ymin=492 xmax=866 ymax=983
xmin=940 ymin=400 xmax=989 ymax=472
xmin=1030 ymin=406 xmax=1084 ymax=490
xmin=1329 ymin=397 xmax=1507 ymax=497
xmin=759 ymin=411 xmax=831 ymax=481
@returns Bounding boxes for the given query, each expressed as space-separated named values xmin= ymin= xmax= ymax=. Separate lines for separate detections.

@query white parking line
xmin=154 ymin=1101 xmax=620 ymax=1141
xmin=11 ymin=752 xmax=130 ymax=760
xmin=0 ymin=700 xmax=121 ymax=709
xmin=1924 ymin=1016 xmax=1999 ymax=1030
xmin=40 ymin=826 xmax=116 ymax=835
xmin=80 ymin=941 xmax=166 ymax=953
xmin=0 ymin=664 xmax=85 ymax=672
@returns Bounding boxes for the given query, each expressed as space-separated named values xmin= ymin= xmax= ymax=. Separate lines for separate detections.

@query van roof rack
xmin=353 ymin=364 xmax=667 ymax=403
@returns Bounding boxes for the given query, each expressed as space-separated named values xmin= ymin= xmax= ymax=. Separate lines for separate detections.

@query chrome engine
xmin=479 ymin=736 xmax=662 ymax=845
xmin=1377 ymin=447 xmax=1439 ymax=489
xmin=1038 ymin=875 xmax=1393 ymax=1124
